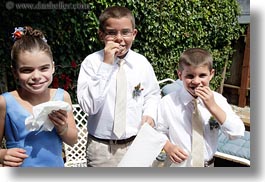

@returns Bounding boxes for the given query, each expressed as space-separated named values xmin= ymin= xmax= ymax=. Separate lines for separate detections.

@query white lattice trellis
xmin=64 ymin=104 xmax=88 ymax=167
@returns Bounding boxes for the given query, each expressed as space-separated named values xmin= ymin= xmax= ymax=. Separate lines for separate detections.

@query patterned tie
xmin=191 ymin=99 xmax=205 ymax=167
xmin=113 ymin=59 xmax=127 ymax=138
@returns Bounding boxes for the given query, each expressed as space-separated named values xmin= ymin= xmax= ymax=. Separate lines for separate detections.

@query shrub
xmin=0 ymin=0 xmax=245 ymax=103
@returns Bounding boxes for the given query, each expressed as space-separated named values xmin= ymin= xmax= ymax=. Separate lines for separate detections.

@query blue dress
xmin=2 ymin=88 xmax=65 ymax=167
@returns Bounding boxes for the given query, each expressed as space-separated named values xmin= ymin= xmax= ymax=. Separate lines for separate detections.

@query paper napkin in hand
xmin=25 ymin=101 xmax=71 ymax=131
xmin=118 ymin=123 xmax=168 ymax=167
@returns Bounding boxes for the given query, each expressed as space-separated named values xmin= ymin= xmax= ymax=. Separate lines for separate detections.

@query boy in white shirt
xmin=77 ymin=6 xmax=160 ymax=167
xmin=156 ymin=48 xmax=245 ymax=167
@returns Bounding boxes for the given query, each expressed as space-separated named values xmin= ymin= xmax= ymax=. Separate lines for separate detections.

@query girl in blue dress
xmin=0 ymin=26 xmax=78 ymax=167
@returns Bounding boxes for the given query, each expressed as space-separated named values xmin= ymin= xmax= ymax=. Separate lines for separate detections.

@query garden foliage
xmin=0 ymin=0 xmax=244 ymax=103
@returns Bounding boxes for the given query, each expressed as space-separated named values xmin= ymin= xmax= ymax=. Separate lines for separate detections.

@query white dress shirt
xmin=156 ymin=86 xmax=245 ymax=161
xmin=77 ymin=49 xmax=161 ymax=139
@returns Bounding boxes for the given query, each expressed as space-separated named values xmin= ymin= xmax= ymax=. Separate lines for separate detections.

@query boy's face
xmin=99 ymin=17 xmax=137 ymax=58
xmin=178 ymin=64 xmax=214 ymax=97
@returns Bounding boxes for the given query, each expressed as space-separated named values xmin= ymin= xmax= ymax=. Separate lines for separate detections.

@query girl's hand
xmin=48 ymin=109 xmax=68 ymax=134
xmin=2 ymin=148 xmax=28 ymax=167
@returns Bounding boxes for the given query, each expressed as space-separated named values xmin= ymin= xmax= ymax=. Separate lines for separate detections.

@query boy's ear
xmin=132 ymin=29 xmax=138 ymax=41
xmin=98 ymin=29 xmax=104 ymax=42
xmin=177 ymin=70 xmax=183 ymax=80
xmin=210 ymin=69 xmax=215 ymax=80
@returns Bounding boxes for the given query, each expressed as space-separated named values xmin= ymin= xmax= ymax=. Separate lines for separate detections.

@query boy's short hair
xmin=178 ymin=48 xmax=213 ymax=72
xmin=99 ymin=6 xmax=135 ymax=31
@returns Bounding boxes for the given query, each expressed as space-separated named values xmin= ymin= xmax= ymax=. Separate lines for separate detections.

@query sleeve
xmin=154 ymin=99 xmax=170 ymax=139
xmin=216 ymin=93 xmax=246 ymax=140
xmin=77 ymin=56 xmax=113 ymax=115
xmin=141 ymin=61 xmax=161 ymax=124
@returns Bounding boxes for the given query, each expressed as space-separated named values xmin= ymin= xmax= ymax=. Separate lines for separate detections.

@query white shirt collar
xmin=115 ymin=49 xmax=133 ymax=68
xmin=180 ymin=86 xmax=204 ymax=107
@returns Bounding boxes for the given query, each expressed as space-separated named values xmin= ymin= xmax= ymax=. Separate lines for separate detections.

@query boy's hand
xmin=141 ymin=115 xmax=155 ymax=127
xmin=103 ymin=41 xmax=123 ymax=64
xmin=194 ymin=86 xmax=215 ymax=109
xmin=195 ymin=86 xmax=226 ymax=124
xmin=2 ymin=148 xmax=28 ymax=167
xmin=164 ymin=141 xmax=188 ymax=163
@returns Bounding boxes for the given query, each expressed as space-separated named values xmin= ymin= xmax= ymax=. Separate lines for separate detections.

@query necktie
xmin=113 ymin=59 xmax=127 ymax=138
xmin=191 ymin=99 xmax=205 ymax=167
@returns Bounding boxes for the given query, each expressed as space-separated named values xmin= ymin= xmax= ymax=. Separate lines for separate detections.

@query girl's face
xmin=14 ymin=50 xmax=54 ymax=94
xmin=99 ymin=17 xmax=137 ymax=58
xmin=178 ymin=64 xmax=214 ymax=97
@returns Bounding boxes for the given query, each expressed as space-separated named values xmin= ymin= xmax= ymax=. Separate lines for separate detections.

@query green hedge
xmin=0 ymin=0 xmax=244 ymax=103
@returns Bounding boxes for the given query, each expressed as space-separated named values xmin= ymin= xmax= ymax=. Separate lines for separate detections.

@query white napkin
xmin=118 ymin=123 xmax=167 ymax=167
xmin=25 ymin=101 xmax=71 ymax=131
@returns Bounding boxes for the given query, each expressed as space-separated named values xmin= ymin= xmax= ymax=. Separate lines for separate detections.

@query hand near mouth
xmin=103 ymin=41 xmax=121 ymax=64
xmin=194 ymin=86 xmax=216 ymax=110
xmin=115 ymin=45 xmax=125 ymax=57
xmin=194 ymin=85 xmax=227 ymax=125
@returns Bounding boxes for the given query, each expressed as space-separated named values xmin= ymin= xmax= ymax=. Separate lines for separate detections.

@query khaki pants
xmin=86 ymin=136 xmax=132 ymax=167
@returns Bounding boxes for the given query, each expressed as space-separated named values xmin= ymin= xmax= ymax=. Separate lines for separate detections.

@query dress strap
xmin=52 ymin=88 xmax=64 ymax=101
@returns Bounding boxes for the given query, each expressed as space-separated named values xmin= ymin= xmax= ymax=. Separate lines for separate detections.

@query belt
xmin=88 ymin=134 xmax=136 ymax=145
xmin=204 ymin=157 xmax=215 ymax=167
